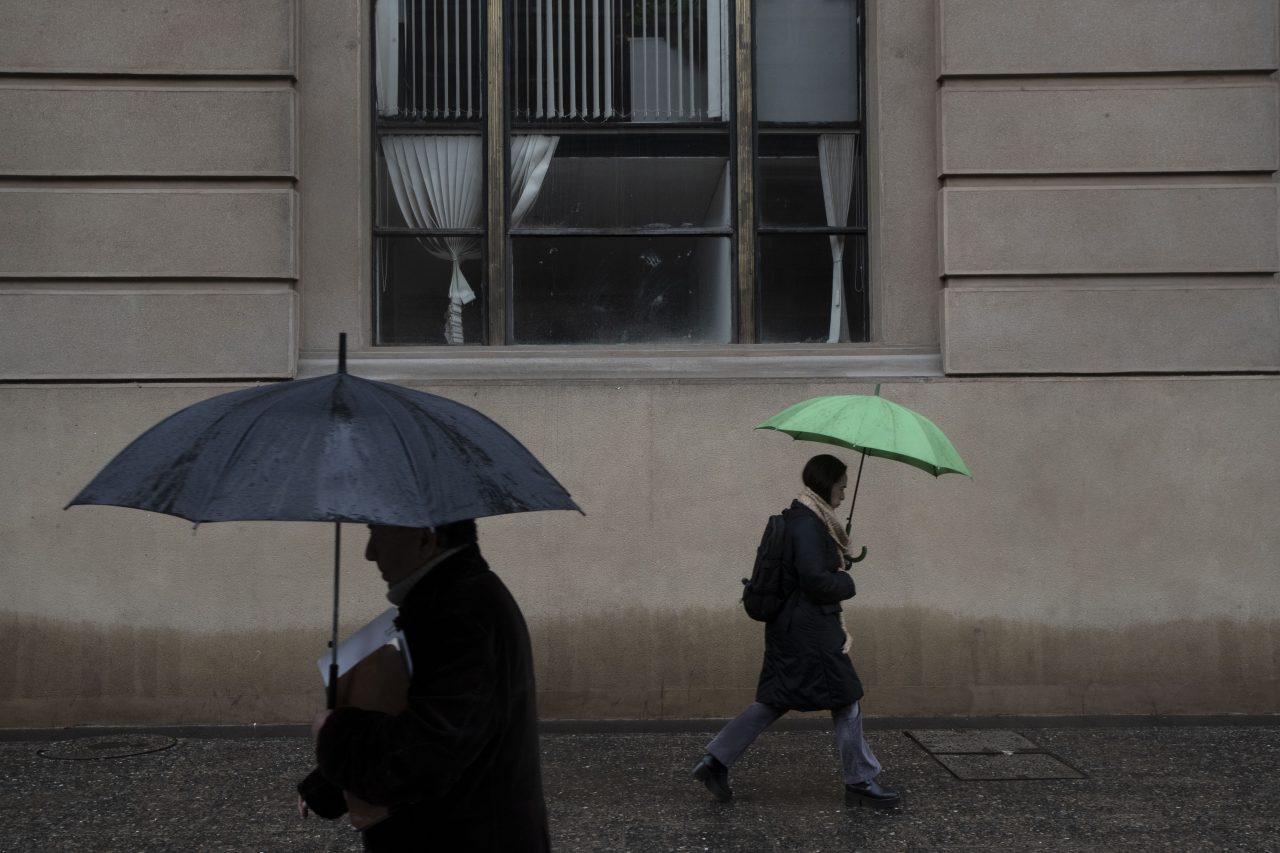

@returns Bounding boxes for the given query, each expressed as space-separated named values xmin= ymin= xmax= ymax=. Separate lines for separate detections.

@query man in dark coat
xmin=297 ymin=521 xmax=551 ymax=851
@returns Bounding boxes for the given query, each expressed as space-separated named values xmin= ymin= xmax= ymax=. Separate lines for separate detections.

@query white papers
xmin=317 ymin=607 xmax=413 ymax=687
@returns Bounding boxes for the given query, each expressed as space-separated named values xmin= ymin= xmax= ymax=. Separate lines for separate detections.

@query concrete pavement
xmin=1 ymin=721 xmax=1277 ymax=851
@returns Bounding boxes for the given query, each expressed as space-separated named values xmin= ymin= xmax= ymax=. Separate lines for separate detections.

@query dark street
xmin=2 ymin=723 xmax=1277 ymax=852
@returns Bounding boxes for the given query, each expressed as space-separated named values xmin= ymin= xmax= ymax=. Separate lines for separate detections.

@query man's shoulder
xmin=400 ymin=548 xmax=506 ymax=615
xmin=407 ymin=545 xmax=486 ymax=592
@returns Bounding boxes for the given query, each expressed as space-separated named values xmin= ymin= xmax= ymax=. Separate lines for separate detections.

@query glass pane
xmin=510 ymin=0 xmax=730 ymax=125
xmin=755 ymin=0 xmax=859 ymax=123
xmin=511 ymin=236 xmax=732 ymax=343
xmin=375 ymin=0 xmax=484 ymax=122
xmin=375 ymin=144 xmax=409 ymax=229
xmin=759 ymin=153 xmax=825 ymax=227
xmin=757 ymin=234 xmax=868 ymax=343
xmin=375 ymin=237 xmax=487 ymax=345
xmin=758 ymin=133 xmax=866 ymax=227
xmin=512 ymin=134 xmax=731 ymax=228
xmin=376 ymin=134 xmax=485 ymax=230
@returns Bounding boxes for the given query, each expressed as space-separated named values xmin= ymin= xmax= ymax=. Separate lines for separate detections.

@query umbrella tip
xmin=338 ymin=333 xmax=347 ymax=375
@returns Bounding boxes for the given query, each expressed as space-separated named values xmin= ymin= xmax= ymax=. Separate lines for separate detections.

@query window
xmin=374 ymin=0 xmax=487 ymax=344
xmin=372 ymin=0 xmax=866 ymax=346
xmin=755 ymin=0 xmax=868 ymax=343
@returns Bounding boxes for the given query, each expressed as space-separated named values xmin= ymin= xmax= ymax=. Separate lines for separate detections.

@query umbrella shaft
xmin=846 ymin=449 xmax=867 ymax=533
xmin=328 ymin=521 xmax=341 ymax=710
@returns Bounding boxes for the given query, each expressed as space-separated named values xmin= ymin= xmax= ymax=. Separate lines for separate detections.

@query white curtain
xmin=379 ymin=134 xmax=558 ymax=344
xmin=818 ymin=133 xmax=856 ymax=344
xmin=375 ymin=0 xmax=402 ymax=117
xmin=381 ymin=135 xmax=484 ymax=344
xmin=510 ymin=135 xmax=559 ymax=225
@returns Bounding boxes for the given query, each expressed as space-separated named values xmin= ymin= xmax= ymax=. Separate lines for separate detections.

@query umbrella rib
xmin=192 ymin=382 xmax=310 ymax=520
xmin=365 ymin=385 xmax=431 ymax=519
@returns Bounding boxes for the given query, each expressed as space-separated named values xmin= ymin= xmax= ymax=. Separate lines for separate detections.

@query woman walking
xmin=691 ymin=453 xmax=900 ymax=809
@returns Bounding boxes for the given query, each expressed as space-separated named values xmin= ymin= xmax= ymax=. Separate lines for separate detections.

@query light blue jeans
xmin=705 ymin=700 xmax=882 ymax=785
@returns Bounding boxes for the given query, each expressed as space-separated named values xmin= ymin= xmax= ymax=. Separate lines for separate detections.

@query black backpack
xmin=741 ymin=509 xmax=791 ymax=622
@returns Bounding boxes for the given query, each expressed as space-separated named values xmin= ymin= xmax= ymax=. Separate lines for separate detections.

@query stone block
xmin=0 ymin=86 xmax=296 ymax=177
xmin=0 ymin=0 xmax=295 ymax=75
xmin=942 ymin=184 xmax=1278 ymax=275
xmin=0 ymin=286 xmax=297 ymax=379
xmin=940 ymin=83 xmax=1278 ymax=175
xmin=0 ymin=189 xmax=297 ymax=279
xmin=938 ymin=0 xmax=1277 ymax=75
xmin=943 ymin=282 xmax=1280 ymax=373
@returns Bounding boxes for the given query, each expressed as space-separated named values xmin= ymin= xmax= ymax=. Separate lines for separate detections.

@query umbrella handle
xmin=839 ymin=545 xmax=870 ymax=563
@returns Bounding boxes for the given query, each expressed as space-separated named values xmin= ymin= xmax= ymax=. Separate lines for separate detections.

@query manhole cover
xmin=38 ymin=734 xmax=177 ymax=760
xmin=906 ymin=729 xmax=1041 ymax=754
xmin=933 ymin=753 xmax=1085 ymax=781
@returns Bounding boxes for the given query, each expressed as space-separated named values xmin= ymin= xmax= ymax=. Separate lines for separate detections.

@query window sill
xmin=296 ymin=346 xmax=943 ymax=383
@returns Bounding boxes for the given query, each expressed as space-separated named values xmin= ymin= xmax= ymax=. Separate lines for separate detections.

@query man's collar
xmin=386 ymin=544 xmax=468 ymax=606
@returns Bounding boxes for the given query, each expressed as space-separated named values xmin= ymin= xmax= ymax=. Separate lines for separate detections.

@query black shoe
xmin=691 ymin=754 xmax=733 ymax=802
xmin=845 ymin=778 xmax=901 ymax=809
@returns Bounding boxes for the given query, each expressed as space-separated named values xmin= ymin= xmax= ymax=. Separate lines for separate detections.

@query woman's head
xmin=802 ymin=454 xmax=849 ymax=508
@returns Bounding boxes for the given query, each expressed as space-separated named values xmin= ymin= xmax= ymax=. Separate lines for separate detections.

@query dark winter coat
xmin=299 ymin=544 xmax=550 ymax=852
xmin=754 ymin=500 xmax=864 ymax=711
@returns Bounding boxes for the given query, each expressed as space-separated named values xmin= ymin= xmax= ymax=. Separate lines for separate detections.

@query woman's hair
xmin=801 ymin=454 xmax=848 ymax=505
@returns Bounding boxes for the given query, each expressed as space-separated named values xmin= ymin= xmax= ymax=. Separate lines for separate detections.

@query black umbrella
xmin=67 ymin=334 xmax=580 ymax=706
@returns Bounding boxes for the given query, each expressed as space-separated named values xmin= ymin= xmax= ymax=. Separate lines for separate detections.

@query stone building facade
xmin=1 ymin=0 xmax=1276 ymax=726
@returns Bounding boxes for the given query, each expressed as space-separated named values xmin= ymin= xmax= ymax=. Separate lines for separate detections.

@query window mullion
xmin=735 ymin=0 xmax=755 ymax=344
xmin=486 ymin=0 xmax=506 ymax=345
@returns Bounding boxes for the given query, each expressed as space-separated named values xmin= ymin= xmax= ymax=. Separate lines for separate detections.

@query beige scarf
xmin=796 ymin=486 xmax=851 ymax=559
xmin=795 ymin=486 xmax=855 ymax=655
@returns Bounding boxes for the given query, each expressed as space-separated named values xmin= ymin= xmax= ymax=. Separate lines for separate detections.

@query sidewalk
xmin=1 ymin=723 xmax=1277 ymax=851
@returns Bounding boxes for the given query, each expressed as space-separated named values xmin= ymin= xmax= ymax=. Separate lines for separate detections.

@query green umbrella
xmin=756 ymin=385 xmax=969 ymax=561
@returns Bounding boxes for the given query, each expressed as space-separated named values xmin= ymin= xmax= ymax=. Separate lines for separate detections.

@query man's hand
xmin=297 ymin=794 xmax=309 ymax=819
xmin=311 ymin=709 xmax=332 ymax=738
xmin=345 ymin=793 xmax=390 ymax=829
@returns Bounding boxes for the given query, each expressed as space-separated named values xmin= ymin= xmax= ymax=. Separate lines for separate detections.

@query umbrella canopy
xmin=757 ymin=393 xmax=970 ymax=478
xmin=67 ymin=335 xmax=579 ymax=708
xmin=67 ymin=372 xmax=581 ymax=526
xmin=756 ymin=390 xmax=968 ymax=562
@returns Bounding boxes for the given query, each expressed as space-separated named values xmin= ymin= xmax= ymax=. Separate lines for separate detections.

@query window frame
xmin=750 ymin=0 xmax=869 ymax=344
xmin=370 ymin=0 xmax=492 ymax=344
xmin=369 ymin=0 xmax=870 ymax=348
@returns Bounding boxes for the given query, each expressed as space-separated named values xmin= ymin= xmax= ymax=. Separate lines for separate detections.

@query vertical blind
xmin=376 ymin=0 xmax=729 ymax=122
xmin=377 ymin=0 xmax=485 ymax=120
xmin=510 ymin=0 xmax=728 ymax=121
